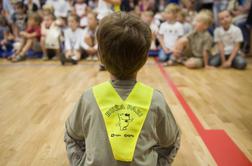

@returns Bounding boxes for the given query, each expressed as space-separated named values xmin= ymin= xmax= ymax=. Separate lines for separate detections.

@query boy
xmin=62 ymin=15 xmax=84 ymax=65
xmin=158 ymin=3 xmax=184 ymax=62
xmin=209 ymin=10 xmax=247 ymax=69
xmin=64 ymin=12 xmax=181 ymax=166
xmin=11 ymin=12 xmax=42 ymax=62
xmin=167 ymin=10 xmax=213 ymax=69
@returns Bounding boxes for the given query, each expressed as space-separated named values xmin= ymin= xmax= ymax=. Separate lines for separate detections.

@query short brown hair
xmin=97 ymin=12 xmax=151 ymax=79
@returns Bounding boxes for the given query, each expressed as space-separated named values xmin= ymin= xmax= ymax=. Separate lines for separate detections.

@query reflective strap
xmin=114 ymin=5 xmax=120 ymax=12
xmin=93 ymin=81 xmax=153 ymax=162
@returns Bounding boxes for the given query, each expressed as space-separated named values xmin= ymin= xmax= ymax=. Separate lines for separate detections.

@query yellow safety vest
xmin=93 ymin=81 xmax=153 ymax=162
xmin=114 ymin=5 xmax=120 ymax=12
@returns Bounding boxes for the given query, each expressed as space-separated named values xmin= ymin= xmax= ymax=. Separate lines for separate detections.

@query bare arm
xmin=203 ymin=50 xmax=210 ymax=67
xmin=104 ymin=0 xmax=121 ymax=5
xmin=20 ymin=31 xmax=38 ymax=39
xmin=217 ymin=42 xmax=226 ymax=64
xmin=158 ymin=35 xmax=169 ymax=53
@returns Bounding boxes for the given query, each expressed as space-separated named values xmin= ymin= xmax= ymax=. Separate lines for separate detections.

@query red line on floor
xmin=154 ymin=58 xmax=252 ymax=166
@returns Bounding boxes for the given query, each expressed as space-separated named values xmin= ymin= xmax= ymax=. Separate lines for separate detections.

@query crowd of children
xmin=0 ymin=0 xmax=251 ymax=69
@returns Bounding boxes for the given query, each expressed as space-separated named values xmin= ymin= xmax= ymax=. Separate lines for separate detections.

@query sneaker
xmin=99 ymin=64 xmax=106 ymax=71
xmin=12 ymin=55 xmax=26 ymax=62
xmin=71 ymin=58 xmax=78 ymax=65
xmin=42 ymin=55 xmax=49 ymax=61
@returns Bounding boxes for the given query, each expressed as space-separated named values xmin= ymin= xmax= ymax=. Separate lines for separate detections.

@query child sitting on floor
xmin=41 ymin=13 xmax=62 ymax=60
xmin=209 ymin=10 xmax=247 ymax=70
xmin=10 ymin=12 xmax=42 ymax=62
xmin=81 ymin=12 xmax=98 ymax=61
xmin=62 ymin=14 xmax=83 ymax=65
xmin=158 ymin=3 xmax=184 ymax=62
xmin=11 ymin=1 xmax=27 ymax=39
xmin=141 ymin=11 xmax=159 ymax=50
xmin=167 ymin=10 xmax=213 ymax=69
xmin=0 ymin=16 xmax=14 ymax=57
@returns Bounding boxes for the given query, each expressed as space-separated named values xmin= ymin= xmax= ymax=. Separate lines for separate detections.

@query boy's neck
xmin=71 ymin=27 xmax=78 ymax=31
xmin=223 ymin=24 xmax=231 ymax=31
xmin=167 ymin=20 xmax=176 ymax=24
xmin=110 ymin=74 xmax=137 ymax=81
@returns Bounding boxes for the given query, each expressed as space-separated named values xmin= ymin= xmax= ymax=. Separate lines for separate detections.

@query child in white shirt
xmin=210 ymin=10 xmax=247 ymax=69
xmin=62 ymin=14 xmax=84 ymax=65
xmin=158 ymin=4 xmax=184 ymax=62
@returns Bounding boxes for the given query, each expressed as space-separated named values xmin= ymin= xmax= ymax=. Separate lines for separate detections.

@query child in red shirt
xmin=10 ymin=12 xmax=42 ymax=62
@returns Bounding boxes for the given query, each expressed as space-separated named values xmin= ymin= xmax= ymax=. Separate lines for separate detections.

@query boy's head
xmin=141 ymin=11 xmax=154 ymax=25
xmin=87 ymin=12 xmax=98 ymax=29
xmin=218 ymin=10 xmax=232 ymax=29
xmin=164 ymin=3 xmax=180 ymax=22
xmin=96 ymin=12 xmax=151 ymax=80
xmin=193 ymin=10 xmax=212 ymax=32
xmin=28 ymin=13 xmax=42 ymax=27
xmin=67 ymin=14 xmax=80 ymax=30
xmin=43 ymin=14 xmax=55 ymax=28
xmin=14 ymin=1 xmax=26 ymax=15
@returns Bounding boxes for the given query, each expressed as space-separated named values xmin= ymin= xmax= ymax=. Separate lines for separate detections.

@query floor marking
xmin=154 ymin=58 xmax=252 ymax=166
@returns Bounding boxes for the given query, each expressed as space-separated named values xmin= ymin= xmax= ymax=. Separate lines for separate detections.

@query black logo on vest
xmin=118 ymin=113 xmax=133 ymax=131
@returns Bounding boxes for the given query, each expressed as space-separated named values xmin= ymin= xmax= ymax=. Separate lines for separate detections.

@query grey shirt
xmin=64 ymin=80 xmax=181 ymax=166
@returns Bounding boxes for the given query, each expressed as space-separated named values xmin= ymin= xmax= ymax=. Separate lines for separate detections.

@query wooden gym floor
xmin=0 ymin=58 xmax=251 ymax=166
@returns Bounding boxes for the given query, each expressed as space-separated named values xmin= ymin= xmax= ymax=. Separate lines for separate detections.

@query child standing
xmin=158 ymin=4 xmax=184 ymax=62
xmin=11 ymin=13 xmax=42 ymax=62
xmin=209 ymin=10 xmax=247 ymax=69
xmin=62 ymin=15 xmax=84 ymax=65
xmin=167 ymin=11 xmax=213 ymax=69
xmin=64 ymin=12 xmax=181 ymax=166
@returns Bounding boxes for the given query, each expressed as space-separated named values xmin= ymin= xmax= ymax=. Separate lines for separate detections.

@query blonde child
xmin=158 ymin=4 xmax=184 ymax=62
xmin=167 ymin=10 xmax=213 ymax=69
xmin=41 ymin=13 xmax=62 ymax=60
